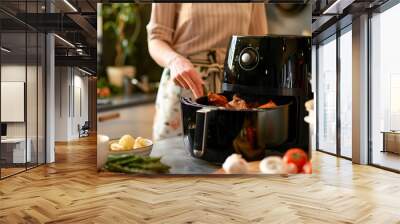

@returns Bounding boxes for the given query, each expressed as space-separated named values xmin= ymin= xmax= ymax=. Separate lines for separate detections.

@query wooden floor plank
xmin=0 ymin=135 xmax=399 ymax=223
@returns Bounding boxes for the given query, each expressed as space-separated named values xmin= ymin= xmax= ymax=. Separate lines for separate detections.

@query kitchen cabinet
xmin=98 ymin=103 xmax=155 ymax=140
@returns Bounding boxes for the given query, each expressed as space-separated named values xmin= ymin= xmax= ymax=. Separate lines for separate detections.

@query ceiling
xmin=312 ymin=0 xmax=390 ymax=42
xmin=0 ymin=0 xmax=97 ymax=74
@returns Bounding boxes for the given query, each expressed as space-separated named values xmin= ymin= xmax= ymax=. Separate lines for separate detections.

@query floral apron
xmin=153 ymin=51 xmax=224 ymax=141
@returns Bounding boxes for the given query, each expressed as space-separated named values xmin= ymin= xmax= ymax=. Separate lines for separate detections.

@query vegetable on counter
xmin=259 ymin=156 xmax=285 ymax=174
xmin=221 ymin=148 xmax=312 ymax=174
xmin=302 ymin=161 xmax=312 ymax=174
xmin=104 ymin=154 xmax=170 ymax=174
xmin=222 ymin=154 xmax=249 ymax=174
xmin=283 ymin=148 xmax=308 ymax=173
xmin=284 ymin=162 xmax=299 ymax=174
xmin=118 ymin=134 xmax=135 ymax=150
xmin=110 ymin=134 xmax=152 ymax=152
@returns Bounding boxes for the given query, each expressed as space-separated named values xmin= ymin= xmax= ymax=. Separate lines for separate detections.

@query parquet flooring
xmin=1 ymin=135 xmax=400 ymax=223
xmin=1 ymin=167 xmax=26 ymax=178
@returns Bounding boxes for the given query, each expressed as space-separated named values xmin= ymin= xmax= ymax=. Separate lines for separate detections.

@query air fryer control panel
xmin=223 ymin=35 xmax=311 ymax=96
xmin=238 ymin=47 xmax=259 ymax=71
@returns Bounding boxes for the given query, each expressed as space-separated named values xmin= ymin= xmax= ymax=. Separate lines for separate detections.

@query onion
xmin=222 ymin=154 xmax=248 ymax=174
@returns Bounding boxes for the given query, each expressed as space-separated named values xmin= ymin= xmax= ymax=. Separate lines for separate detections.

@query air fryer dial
xmin=238 ymin=47 xmax=259 ymax=71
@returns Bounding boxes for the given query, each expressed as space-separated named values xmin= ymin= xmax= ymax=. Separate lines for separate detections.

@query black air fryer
xmin=180 ymin=35 xmax=312 ymax=164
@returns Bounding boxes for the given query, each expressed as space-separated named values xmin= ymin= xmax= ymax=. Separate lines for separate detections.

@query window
xmin=370 ymin=2 xmax=400 ymax=171
xmin=316 ymin=24 xmax=353 ymax=159
xmin=339 ymin=27 xmax=352 ymax=158
xmin=317 ymin=35 xmax=337 ymax=154
xmin=0 ymin=1 xmax=47 ymax=179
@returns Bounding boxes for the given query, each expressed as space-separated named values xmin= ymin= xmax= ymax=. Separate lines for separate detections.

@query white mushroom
xmin=259 ymin=156 xmax=285 ymax=174
xmin=304 ymin=99 xmax=315 ymax=135
xmin=222 ymin=154 xmax=249 ymax=174
xmin=304 ymin=99 xmax=314 ymax=112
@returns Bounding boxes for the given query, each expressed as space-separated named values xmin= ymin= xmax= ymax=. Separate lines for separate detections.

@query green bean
xmin=125 ymin=162 xmax=170 ymax=172
xmin=106 ymin=154 xmax=131 ymax=163
xmin=114 ymin=156 xmax=145 ymax=166
xmin=107 ymin=163 xmax=161 ymax=174
xmin=104 ymin=154 xmax=170 ymax=174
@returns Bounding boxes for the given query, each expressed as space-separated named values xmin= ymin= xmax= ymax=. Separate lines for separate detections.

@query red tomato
xmin=302 ymin=161 xmax=312 ymax=174
xmin=283 ymin=148 xmax=308 ymax=172
xmin=285 ymin=162 xmax=298 ymax=174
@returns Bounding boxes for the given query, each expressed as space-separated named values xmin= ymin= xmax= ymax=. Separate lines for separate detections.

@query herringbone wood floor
xmin=1 ymin=136 xmax=400 ymax=224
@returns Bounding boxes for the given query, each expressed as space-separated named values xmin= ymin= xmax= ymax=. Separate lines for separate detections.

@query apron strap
xmin=187 ymin=48 xmax=226 ymax=65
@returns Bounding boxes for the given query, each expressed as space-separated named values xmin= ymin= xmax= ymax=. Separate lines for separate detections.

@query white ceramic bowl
xmin=108 ymin=138 xmax=153 ymax=157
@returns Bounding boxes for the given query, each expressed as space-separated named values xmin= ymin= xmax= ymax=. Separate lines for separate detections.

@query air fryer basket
xmin=180 ymin=95 xmax=291 ymax=162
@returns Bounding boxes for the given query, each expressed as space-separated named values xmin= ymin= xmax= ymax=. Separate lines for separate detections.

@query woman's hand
xmin=168 ymin=55 xmax=204 ymax=98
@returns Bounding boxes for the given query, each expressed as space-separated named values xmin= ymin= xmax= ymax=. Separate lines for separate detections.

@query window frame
xmin=315 ymin=21 xmax=353 ymax=161
xmin=367 ymin=0 xmax=400 ymax=173
xmin=0 ymin=1 xmax=48 ymax=180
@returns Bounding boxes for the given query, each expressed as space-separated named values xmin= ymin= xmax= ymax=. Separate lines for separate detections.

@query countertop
xmin=150 ymin=137 xmax=220 ymax=174
xmin=97 ymin=93 xmax=156 ymax=112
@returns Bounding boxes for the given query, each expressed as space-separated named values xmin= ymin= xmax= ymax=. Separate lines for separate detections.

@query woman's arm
xmin=147 ymin=3 xmax=203 ymax=98
xmin=146 ymin=3 xmax=178 ymax=67
xmin=148 ymin=39 xmax=203 ymax=98
xmin=148 ymin=39 xmax=179 ymax=68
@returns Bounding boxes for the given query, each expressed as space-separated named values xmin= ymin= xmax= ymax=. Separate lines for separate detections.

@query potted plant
xmin=102 ymin=4 xmax=141 ymax=89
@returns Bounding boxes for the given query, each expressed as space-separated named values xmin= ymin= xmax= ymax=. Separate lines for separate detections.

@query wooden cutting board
xmin=214 ymin=161 xmax=261 ymax=174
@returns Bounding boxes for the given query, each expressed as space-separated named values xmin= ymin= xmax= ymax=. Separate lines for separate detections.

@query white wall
xmin=1 ymin=65 xmax=38 ymax=137
xmin=55 ymin=66 xmax=89 ymax=141
xmin=1 ymin=64 xmax=46 ymax=164
xmin=73 ymin=73 xmax=89 ymax=137
xmin=55 ymin=66 xmax=69 ymax=141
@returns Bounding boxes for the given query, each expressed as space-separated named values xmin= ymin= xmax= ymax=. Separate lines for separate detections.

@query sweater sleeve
xmin=146 ymin=3 xmax=177 ymax=44
xmin=248 ymin=3 xmax=268 ymax=35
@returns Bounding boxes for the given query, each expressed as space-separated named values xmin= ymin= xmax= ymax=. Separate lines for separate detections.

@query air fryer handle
xmin=193 ymin=107 xmax=214 ymax=158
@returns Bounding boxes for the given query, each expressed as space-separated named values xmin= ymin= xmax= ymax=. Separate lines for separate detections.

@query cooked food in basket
xmin=207 ymin=92 xmax=278 ymax=110
xmin=207 ymin=92 xmax=228 ymax=107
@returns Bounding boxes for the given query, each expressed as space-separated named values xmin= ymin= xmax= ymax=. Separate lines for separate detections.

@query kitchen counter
xmin=150 ymin=137 xmax=220 ymax=174
xmin=97 ymin=93 xmax=156 ymax=112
